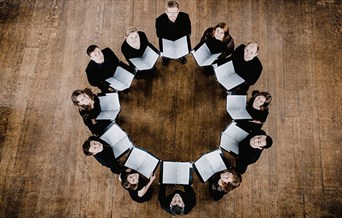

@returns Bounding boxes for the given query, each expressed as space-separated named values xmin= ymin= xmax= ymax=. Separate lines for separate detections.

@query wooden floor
xmin=0 ymin=0 xmax=341 ymax=217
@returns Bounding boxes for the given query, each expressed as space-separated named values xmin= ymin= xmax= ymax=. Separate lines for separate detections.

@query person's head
xmin=244 ymin=42 xmax=259 ymax=61
xmin=86 ymin=45 xmax=104 ymax=64
xmin=212 ymin=22 xmax=230 ymax=42
xmin=165 ymin=1 xmax=180 ymax=22
xmin=250 ymin=134 xmax=273 ymax=150
xmin=251 ymin=90 xmax=272 ymax=110
xmin=220 ymin=169 xmax=242 ymax=192
xmin=71 ymin=88 xmax=95 ymax=110
xmin=125 ymin=26 xmax=140 ymax=44
xmin=170 ymin=193 xmax=185 ymax=215
xmin=82 ymin=136 xmax=104 ymax=156
xmin=121 ymin=172 xmax=139 ymax=191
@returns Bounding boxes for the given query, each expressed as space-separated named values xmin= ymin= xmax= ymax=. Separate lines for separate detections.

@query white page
xmin=162 ymin=162 xmax=191 ymax=185
xmin=129 ymin=46 xmax=159 ymax=70
xmin=194 ymin=156 xmax=214 ymax=182
xmin=226 ymin=95 xmax=252 ymax=120
xmin=220 ymin=134 xmax=240 ymax=155
xmin=111 ymin=136 xmax=133 ymax=158
xmin=204 ymin=150 xmax=227 ymax=173
xmin=100 ymin=123 xmax=126 ymax=146
xmin=124 ymin=148 xmax=159 ymax=178
xmin=214 ymin=61 xmax=245 ymax=90
xmin=96 ymin=110 xmax=119 ymax=120
xmin=225 ymin=122 xmax=249 ymax=142
xmin=162 ymin=36 xmax=189 ymax=59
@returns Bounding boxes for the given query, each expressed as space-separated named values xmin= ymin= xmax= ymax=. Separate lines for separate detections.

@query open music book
xmin=193 ymin=149 xmax=227 ymax=183
xmin=226 ymin=95 xmax=252 ymax=120
xmin=99 ymin=122 xmax=133 ymax=159
xmin=160 ymin=35 xmax=190 ymax=59
xmin=214 ymin=60 xmax=245 ymax=90
xmin=160 ymin=161 xmax=192 ymax=185
xmin=96 ymin=93 xmax=120 ymax=120
xmin=220 ymin=121 xmax=249 ymax=155
xmin=105 ymin=62 xmax=134 ymax=91
xmin=124 ymin=147 xmax=160 ymax=179
xmin=129 ymin=45 xmax=160 ymax=70
xmin=192 ymin=42 xmax=221 ymax=66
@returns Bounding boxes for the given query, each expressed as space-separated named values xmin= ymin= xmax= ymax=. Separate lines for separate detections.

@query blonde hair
xmin=125 ymin=26 xmax=138 ymax=37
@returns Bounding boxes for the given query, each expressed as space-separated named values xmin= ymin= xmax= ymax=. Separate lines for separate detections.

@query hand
xmin=150 ymin=174 xmax=156 ymax=181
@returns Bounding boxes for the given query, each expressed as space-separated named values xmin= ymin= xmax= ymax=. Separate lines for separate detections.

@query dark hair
xmin=86 ymin=45 xmax=98 ymax=56
xmin=166 ymin=1 xmax=179 ymax=9
xmin=121 ymin=173 xmax=138 ymax=191
xmin=170 ymin=204 xmax=184 ymax=215
xmin=212 ymin=22 xmax=231 ymax=42
xmin=251 ymin=90 xmax=272 ymax=111
xmin=82 ymin=135 xmax=100 ymax=156
xmin=264 ymin=135 xmax=273 ymax=149
xmin=71 ymin=88 xmax=96 ymax=111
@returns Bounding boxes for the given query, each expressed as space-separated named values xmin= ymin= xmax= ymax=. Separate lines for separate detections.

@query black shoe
xmin=179 ymin=57 xmax=187 ymax=64
xmin=162 ymin=57 xmax=170 ymax=66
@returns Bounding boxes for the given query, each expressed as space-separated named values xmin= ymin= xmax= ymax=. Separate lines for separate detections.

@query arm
xmin=137 ymin=174 xmax=156 ymax=197
xmin=158 ymin=184 xmax=170 ymax=211
xmin=182 ymin=185 xmax=196 ymax=214
xmin=184 ymin=13 xmax=191 ymax=36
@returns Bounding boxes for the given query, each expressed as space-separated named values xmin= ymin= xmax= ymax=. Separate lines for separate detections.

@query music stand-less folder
xmin=226 ymin=95 xmax=252 ymax=120
xmin=219 ymin=121 xmax=249 ymax=155
xmin=105 ymin=62 xmax=134 ymax=91
xmin=214 ymin=60 xmax=245 ymax=91
xmin=160 ymin=161 xmax=193 ymax=185
xmin=96 ymin=93 xmax=120 ymax=121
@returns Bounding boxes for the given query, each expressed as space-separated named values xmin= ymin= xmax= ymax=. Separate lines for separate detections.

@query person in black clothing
xmin=200 ymin=22 xmax=234 ymax=74
xmin=82 ymin=136 xmax=121 ymax=174
xmin=158 ymin=184 xmax=196 ymax=215
xmin=121 ymin=26 xmax=155 ymax=79
xmin=85 ymin=45 xmax=120 ymax=93
xmin=120 ymin=168 xmax=156 ymax=203
xmin=71 ymin=88 xmax=111 ymax=136
xmin=237 ymin=90 xmax=272 ymax=132
xmin=236 ymin=129 xmax=273 ymax=174
xmin=230 ymin=42 xmax=263 ymax=94
xmin=156 ymin=0 xmax=191 ymax=65
xmin=208 ymin=168 xmax=241 ymax=201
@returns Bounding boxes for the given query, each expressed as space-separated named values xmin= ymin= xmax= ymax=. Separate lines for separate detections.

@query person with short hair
xmin=231 ymin=42 xmax=263 ymax=94
xmin=71 ymin=88 xmax=111 ymax=135
xmin=82 ymin=136 xmax=121 ymax=174
xmin=236 ymin=129 xmax=273 ymax=174
xmin=156 ymin=0 xmax=191 ymax=65
xmin=85 ymin=45 xmax=120 ymax=93
xmin=158 ymin=184 xmax=196 ymax=216
xmin=120 ymin=168 xmax=156 ymax=203
xmin=121 ymin=26 xmax=155 ymax=79
xmin=208 ymin=168 xmax=242 ymax=201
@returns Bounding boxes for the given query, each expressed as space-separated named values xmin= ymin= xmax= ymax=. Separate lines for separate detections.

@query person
xmin=158 ymin=184 xmax=196 ymax=215
xmin=235 ymin=129 xmax=273 ymax=174
xmin=85 ymin=45 xmax=120 ymax=93
xmin=200 ymin=22 xmax=235 ymax=59
xmin=156 ymin=0 xmax=191 ymax=65
xmin=120 ymin=168 xmax=156 ymax=203
xmin=82 ymin=136 xmax=121 ymax=174
xmin=121 ymin=26 xmax=155 ymax=79
xmin=237 ymin=90 xmax=272 ymax=132
xmin=208 ymin=168 xmax=242 ymax=201
xmin=230 ymin=42 xmax=263 ymax=94
xmin=71 ymin=88 xmax=111 ymax=135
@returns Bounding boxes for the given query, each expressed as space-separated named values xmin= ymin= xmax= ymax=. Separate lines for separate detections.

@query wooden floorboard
xmin=0 ymin=0 xmax=341 ymax=217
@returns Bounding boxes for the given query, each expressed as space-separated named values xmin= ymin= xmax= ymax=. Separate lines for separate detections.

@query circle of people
xmin=71 ymin=1 xmax=273 ymax=216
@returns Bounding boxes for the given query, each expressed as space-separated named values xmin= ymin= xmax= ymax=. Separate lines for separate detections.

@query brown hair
xmin=251 ymin=90 xmax=272 ymax=111
xmin=219 ymin=169 xmax=242 ymax=193
xmin=212 ymin=22 xmax=231 ymax=42
xmin=166 ymin=1 xmax=179 ymax=9
xmin=121 ymin=173 xmax=138 ymax=191
xmin=71 ymin=88 xmax=96 ymax=111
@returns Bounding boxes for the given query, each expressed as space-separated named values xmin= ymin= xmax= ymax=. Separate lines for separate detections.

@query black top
xmin=246 ymin=97 xmax=269 ymax=123
xmin=200 ymin=27 xmax=234 ymax=57
xmin=93 ymin=143 xmax=121 ymax=174
xmin=231 ymin=44 xmax=262 ymax=86
xmin=120 ymin=171 xmax=153 ymax=203
xmin=121 ymin=31 xmax=149 ymax=67
xmin=85 ymin=47 xmax=120 ymax=91
xmin=156 ymin=12 xmax=191 ymax=40
xmin=158 ymin=185 xmax=196 ymax=215
xmin=237 ymin=129 xmax=266 ymax=165
xmin=79 ymin=95 xmax=111 ymax=135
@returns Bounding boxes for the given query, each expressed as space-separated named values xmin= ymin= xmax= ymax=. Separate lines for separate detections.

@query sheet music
xmin=105 ymin=66 xmax=134 ymax=91
xmin=129 ymin=46 xmax=159 ymax=70
xmin=162 ymin=162 xmax=191 ymax=185
xmin=225 ymin=122 xmax=249 ymax=142
xmin=194 ymin=150 xmax=227 ymax=182
xmin=100 ymin=123 xmax=126 ymax=146
xmin=111 ymin=136 xmax=133 ymax=158
xmin=214 ymin=61 xmax=245 ymax=90
xmin=226 ymin=95 xmax=252 ymax=120
xmin=97 ymin=94 xmax=120 ymax=120
xmin=192 ymin=43 xmax=221 ymax=66
xmin=124 ymin=148 xmax=159 ymax=178
xmin=162 ymin=36 xmax=189 ymax=59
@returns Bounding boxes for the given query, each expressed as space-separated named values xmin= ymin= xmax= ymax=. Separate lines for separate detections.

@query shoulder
xmin=156 ymin=13 xmax=167 ymax=22
xmin=236 ymin=44 xmax=246 ymax=51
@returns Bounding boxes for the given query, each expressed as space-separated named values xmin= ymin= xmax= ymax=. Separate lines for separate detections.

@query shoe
xmin=179 ymin=57 xmax=187 ymax=64
xmin=162 ymin=57 xmax=169 ymax=66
